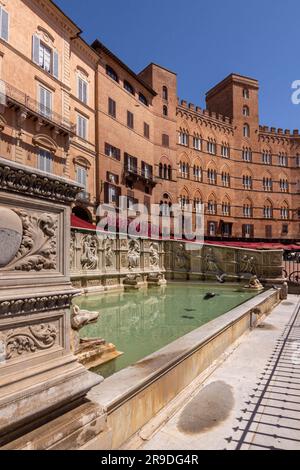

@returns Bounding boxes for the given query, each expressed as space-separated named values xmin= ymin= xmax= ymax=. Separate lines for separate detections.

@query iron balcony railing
xmin=76 ymin=191 xmax=91 ymax=203
xmin=0 ymin=79 xmax=76 ymax=134
xmin=124 ymin=165 xmax=157 ymax=186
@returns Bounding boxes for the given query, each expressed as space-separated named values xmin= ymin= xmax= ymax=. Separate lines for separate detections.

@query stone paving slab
xmin=133 ymin=295 xmax=300 ymax=451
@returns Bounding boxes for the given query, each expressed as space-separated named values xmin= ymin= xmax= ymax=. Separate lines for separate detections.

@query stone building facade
xmin=0 ymin=0 xmax=299 ymax=241
xmin=0 ymin=0 xmax=98 ymax=221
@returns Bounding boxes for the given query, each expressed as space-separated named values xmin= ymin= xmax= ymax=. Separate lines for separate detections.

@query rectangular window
xmin=125 ymin=154 xmax=138 ymax=173
xmin=127 ymin=111 xmax=134 ymax=129
xmin=142 ymin=162 xmax=153 ymax=179
xmin=104 ymin=182 xmax=120 ymax=205
xmin=76 ymin=166 xmax=87 ymax=190
xmin=242 ymin=224 xmax=253 ymax=239
xmin=162 ymin=134 xmax=169 ymax=147
xmin=0 ymin=7 xmax=9 ymax=42
xmin=33 ymin=35 xmax=59 ymax=78
xmin=39 ymin=85 xmax=52 ymax=118
xmin=38 ymin=149 xmax=53 ymax=173
xmin=144 ymin=122 xmax=150 ymax=139
xmin=108 ymin=98 xmax=116 ymax=118
xmin=78 ymin=76 xmax=88 ymax=104
xmin=104 ymin=143 xmax=121 ymax=160
xmin=77 ymin=114 xmax=88 ymax=140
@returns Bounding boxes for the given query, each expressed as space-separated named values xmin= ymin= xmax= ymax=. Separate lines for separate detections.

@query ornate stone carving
xmin=105 ymin=240 xmax=114 ymax=268
xmin=204 ymin=248 xmax=221 ymax=273
xmin=149 ymin=242 xmax=160 ymax=269
xmin=240 ymin=255 xmax=257 ymax=275
xmin=0 ymin=207 xmax=23 ymax=267
xmin=70 ymin=232 xmax=76 ymax=270
xmin=0 ymin=293 xmax=73 ymax=317
xmin=71 ymin=305 xmax=100 ymax=355
xmin=128 ymin=239 xmax=140 ymax=270
xmin=244 ymin=275 xmax=263 ymax=291
xmin=2 ymin=324 xmax=58 ymax=360
xmin=0 ymin=210 xmax=57 ymax=272
xmin=175 ymin=244 xmax=189 ymax=270
xmin=0 ymin=159 xmax=82 ymax=203
xmin=81 ymin=235 xmax=98 ymax=270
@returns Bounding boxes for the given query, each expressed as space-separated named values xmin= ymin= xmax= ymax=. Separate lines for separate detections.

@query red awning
xmin=70 ymin=215 xmax=300 ymax=250
xmin=71 ymin=214 xmax=97 ymax=231
xmin=205 ymin=240 xmax=300 ymax=251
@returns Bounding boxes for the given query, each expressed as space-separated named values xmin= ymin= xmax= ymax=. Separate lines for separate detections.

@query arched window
xmin=163 ymin=105 xmax=168 ymax=117
xmin=207 ymin=168 xmax=217 ymax=185
xmin=159 ymin=163 xmax=163 ymax=178
xmin=280 ymin=203 xmax=289 ymax=220
xmin=279 ymin=178 xmax=289 ymax=192
xmin=243 ymin=106 xmax=250 ymax=116
xmin=162 ymin=86 xmax=168 ymax=101
xmin=263 ymin=201 xmax=273 ymax=219
xmin=207 ymin=138 xmax=217 ymax=155
xmin=242 ymin=147 xmax=252 ymax=162
xmin=243 ymin=174 xmax=252 ymax=189
xmin=262 ymin=150 xmax=272 ymax=165
xmin=243 ymin=88 xmax=250 ymax=99
xmin=193 ymin=165 xmax=202 ymax=182
xmin=207 ymin=196 xmax=217 ymax=215
xmin=263 ymin=176 xmax=272 ymax=192
xmin=222 ymin=200 xmax=230 ymax=216
xmin=139 ymin=93 xmax=148 ymax=106
xmin=124 ymin=80 xmax=134 ymax=95
xmin=221 ymin=171 xmax=230 ymax=187
xmin=243 ymin=200 xmax=253 ymax=218
xmin=160 ymin=193 xmax=172 ymax=217
xmin=106 ymin=65 xmax=118 ymax=82
xmin=243 ymin=123 xmax=250 ymax=138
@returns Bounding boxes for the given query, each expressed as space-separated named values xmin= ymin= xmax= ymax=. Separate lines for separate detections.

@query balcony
xmin=76 ymin=191 xmax=91 ymax=204
xmin=124 ymin=166 xmax=157 ymax=187
xmin=0 ymin=80 xmax=76 ymax=135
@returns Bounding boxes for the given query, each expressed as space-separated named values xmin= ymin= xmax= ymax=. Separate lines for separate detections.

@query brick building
xmin=0 ymin=0 xmax=299 ymax=241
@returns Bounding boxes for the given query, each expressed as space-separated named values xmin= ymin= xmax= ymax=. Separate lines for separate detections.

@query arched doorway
xmin=72 ymin=206 xmax=92 ymax=223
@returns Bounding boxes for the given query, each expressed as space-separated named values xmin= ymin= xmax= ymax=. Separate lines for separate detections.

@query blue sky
xmin=56 ymin=0 xmax=300 ymax=130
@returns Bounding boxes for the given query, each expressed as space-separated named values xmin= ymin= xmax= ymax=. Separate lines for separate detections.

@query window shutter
xmin=0 ymin=8 xmax=9 ymax=42
xmin=78 ymin=77 xmax=82 ymax=101
xmin=83 ymin=81 xmax=87 ymax=104
xmin=53 ymin=50 xmax=59 ymax=79
xmin=104 ymin=182 xmax=109 ymax=204
xmin=32 ymin=34 xmax=40 ymax=64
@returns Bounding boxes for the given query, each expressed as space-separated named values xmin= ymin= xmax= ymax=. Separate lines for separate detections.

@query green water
xmin=77 ymin=284 xmax=257 ymax=378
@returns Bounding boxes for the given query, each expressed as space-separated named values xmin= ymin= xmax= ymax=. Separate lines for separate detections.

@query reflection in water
xmin=76 ymin=284 xmax=257 ymax=378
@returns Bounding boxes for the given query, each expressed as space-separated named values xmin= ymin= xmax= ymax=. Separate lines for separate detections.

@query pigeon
xmin=204 ymin=293 xmax=217 ymax=300
xmin=216 ymin=273 xmax=226 ymax=284
xmin=182 ymin=315 xmax=195 ymax=320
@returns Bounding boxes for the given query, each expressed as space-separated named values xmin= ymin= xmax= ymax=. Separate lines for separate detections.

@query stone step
xmin=1 ymin=400 xmax=108 ymax=450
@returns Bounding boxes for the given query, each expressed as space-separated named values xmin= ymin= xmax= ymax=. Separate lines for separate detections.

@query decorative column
xmin=0 ymin=158 xmax=102 ymax=447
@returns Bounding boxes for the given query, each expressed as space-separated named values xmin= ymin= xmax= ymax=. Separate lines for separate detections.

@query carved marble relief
xmin=128 ymin=239 xmax=140 ymax=270
xmin=80 ymin=235 xmax=98 ymax=270
xmin=0 ymin=207 xmax=57 ymax=272
xmin=203 ymin=248 xmax=222 ymax=273
xmin=104 ymin=240 xmax=114 ymax=268
xmin=70 ymin=232 xmax=76 ymax=270
xmin=149 ymin=242 xmax=159 ymax=269
xmin=0 ymin=293 xmax=73 ymax=317
xmin=239 ymin=254 xmax=257 ymax=275
xmin=175 ymin=244 xmax=189 ymax=270
xmin=0 ymin=323 xmax=58 ymax=361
